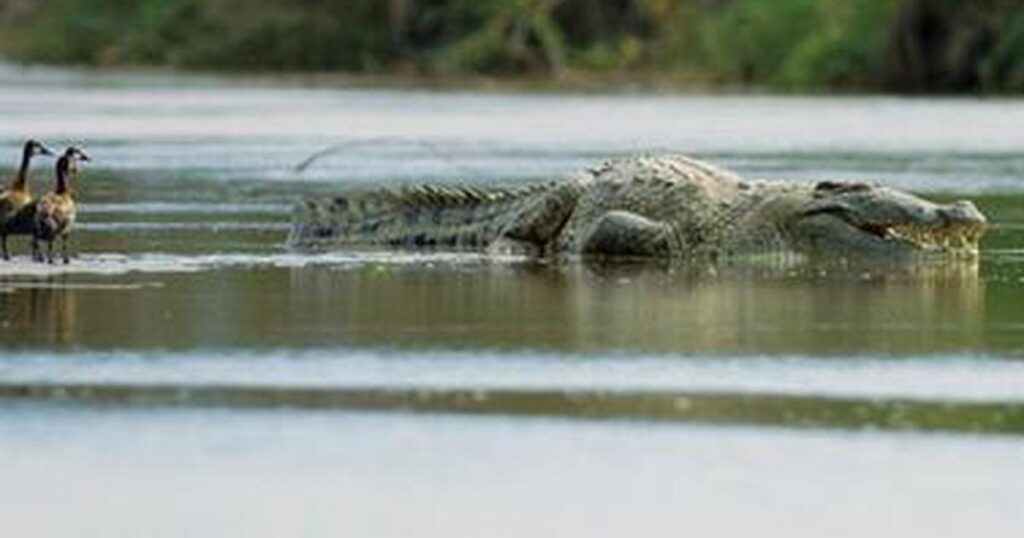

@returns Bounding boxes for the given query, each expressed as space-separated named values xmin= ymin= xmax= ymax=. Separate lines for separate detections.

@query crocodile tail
xmin=288 ymin=183 xmax=546 ymax=249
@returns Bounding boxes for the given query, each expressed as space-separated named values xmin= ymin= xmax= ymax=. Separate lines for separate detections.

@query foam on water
xmin=0 ymin=250 xmax=520 ymax=277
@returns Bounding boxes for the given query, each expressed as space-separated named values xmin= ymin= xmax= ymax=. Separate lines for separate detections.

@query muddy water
xmin=2 ymin=64 xmax=1024 ymax=536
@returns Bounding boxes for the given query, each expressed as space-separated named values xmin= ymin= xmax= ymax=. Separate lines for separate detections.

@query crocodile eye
xmin=814 ymin=181 xmax=871 ymax=197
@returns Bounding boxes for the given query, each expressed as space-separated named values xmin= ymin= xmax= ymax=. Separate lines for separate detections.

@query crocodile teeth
xmin=882 ymin=223 xmax=982 ymax=251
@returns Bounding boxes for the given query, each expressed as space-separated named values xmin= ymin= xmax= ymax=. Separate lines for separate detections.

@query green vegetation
xmin=2 ymin=0 xmax=1024 ymax=92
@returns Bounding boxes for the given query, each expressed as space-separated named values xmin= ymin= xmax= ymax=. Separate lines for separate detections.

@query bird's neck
xmin=54 ymin=159 xmax=72 ymax=195
xmin=12 ymin=146 xmax=32 ymax=190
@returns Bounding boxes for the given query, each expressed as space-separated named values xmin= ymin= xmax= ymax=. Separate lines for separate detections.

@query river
xmin=1 ymin=63 xmax=1023 ymax=536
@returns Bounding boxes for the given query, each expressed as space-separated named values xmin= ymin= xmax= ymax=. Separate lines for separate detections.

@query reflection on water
xmin=566 ymin=261 xmax=986 ymax=355
xmin=0 ymin=257 xmax=991 ymax=354
xmin=0 ymin=279 xmax=78 ymax=347
xmin=0 ymin=240 xmax=1007 ymax=443
xmin=284 ymin=258 xmax=990 ymax=355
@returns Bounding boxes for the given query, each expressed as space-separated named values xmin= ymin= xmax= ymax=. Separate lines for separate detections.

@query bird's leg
xmin=46 ymin=240 xmax=54 ymax=264
xmin=1 ymin=234 xmax=8 ymax=261
xmin=31 ymin=237 xmax=42 ymax=263
xmin=61 ymin=234 xmax=70 ymax=264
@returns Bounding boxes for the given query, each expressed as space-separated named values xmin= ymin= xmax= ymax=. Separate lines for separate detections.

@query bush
xmin=1 ymin=0 xmax=1023 ymax=93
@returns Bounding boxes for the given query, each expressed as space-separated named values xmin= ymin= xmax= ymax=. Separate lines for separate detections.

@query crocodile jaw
xmin=791 ymin=198 xmax=988 ymax=258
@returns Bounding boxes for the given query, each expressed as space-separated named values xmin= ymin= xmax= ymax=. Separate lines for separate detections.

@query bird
xmin=32 ymin=146 xmax=90 ymax=264
xmin=0 ymin=139 xmax=53 ymax=260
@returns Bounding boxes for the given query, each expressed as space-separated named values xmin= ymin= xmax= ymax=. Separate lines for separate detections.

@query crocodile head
xmin=788 ymin=181 xmax=987 ymax=258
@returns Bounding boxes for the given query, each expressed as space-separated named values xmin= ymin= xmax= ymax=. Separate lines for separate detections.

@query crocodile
xmin=288 ymin=155 xmax=987 ymax=261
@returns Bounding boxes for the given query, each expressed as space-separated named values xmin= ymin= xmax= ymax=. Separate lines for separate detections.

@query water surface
xmin=2 ymin=64 xmax=1024 ymax=536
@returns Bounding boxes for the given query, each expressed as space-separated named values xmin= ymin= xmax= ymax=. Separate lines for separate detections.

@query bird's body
xmin=34 ymin=191 xmax=76 ymax=241
xmin=0 ymin=140 xmax=52 ymax=259
xmin=0 ymin=189 xmax=32 ymax=228
xmin=32 ymin=147 xmax=88 ymax=264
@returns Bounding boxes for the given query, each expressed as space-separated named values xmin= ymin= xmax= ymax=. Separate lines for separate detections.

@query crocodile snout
xmin=939 ymin=200 xmax=987 ymax=228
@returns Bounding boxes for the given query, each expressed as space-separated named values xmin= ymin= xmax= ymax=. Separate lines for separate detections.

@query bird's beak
xmin=79 ymin=152 xmax=91 ymax=162
xmin=39 ymin=145 xmax=54 ymax=157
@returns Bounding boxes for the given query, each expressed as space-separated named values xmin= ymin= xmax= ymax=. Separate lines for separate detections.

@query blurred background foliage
xmin=1 ymin=0 xmax=1023 ymax=92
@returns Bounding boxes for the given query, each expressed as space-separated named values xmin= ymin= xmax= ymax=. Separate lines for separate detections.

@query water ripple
xmin=2 ymin=350 xmax=1023 ymax=403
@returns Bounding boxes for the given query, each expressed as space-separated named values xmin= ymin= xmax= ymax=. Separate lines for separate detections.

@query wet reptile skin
xmin=290 ymin=155 xmax=987 ymax=261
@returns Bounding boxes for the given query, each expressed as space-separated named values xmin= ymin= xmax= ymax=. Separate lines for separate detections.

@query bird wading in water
xmin=32 ymin=146 xmax=90 ymax=264
xmin=0 ymin=139 xmax=53 ymax=260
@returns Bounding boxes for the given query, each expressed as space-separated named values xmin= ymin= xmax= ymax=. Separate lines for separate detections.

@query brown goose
xmin=0 ymin=139 xmax=53 ymax=260
xmin=33 ymin=146 xmax=89 ymax=264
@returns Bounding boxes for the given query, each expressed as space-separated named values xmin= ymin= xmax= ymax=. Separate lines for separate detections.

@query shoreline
xmin=1 ymin=59 xmax=1013 ymax=98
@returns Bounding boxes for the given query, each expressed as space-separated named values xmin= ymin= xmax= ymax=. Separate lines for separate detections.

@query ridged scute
xmin=288 ymin=182 xmax=553 ymax=249
xmin=288 ymin=155 xmax=754 ymax=255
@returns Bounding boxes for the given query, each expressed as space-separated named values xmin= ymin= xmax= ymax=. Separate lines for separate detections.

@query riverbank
xmin=2 ymin=0 xmax=1023 ymax=94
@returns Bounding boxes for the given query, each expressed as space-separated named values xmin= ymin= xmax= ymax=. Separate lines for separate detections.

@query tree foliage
xmin=2 ymin=0 xmax=1024 ymax=92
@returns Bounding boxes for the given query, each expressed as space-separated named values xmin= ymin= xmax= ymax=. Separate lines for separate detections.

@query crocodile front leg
xmin=578 ymin=210 xmax=671 ymax=258
xmin=495 ymin=180 xmax=586 ymax=256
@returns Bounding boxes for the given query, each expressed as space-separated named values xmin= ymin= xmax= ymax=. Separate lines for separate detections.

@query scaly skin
xmin=289 ymin=155 xmax=988 ymax=261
